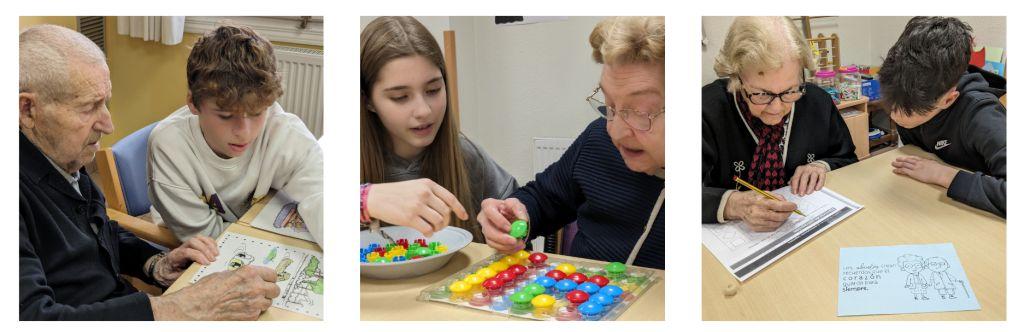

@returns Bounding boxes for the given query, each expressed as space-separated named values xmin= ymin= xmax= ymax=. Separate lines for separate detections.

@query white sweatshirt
xmin=147 ymin=102 xmax=324 ymax=246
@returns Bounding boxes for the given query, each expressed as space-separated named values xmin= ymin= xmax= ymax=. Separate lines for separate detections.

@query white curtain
xmin=116 ymin=16 xmax=185 ymax=45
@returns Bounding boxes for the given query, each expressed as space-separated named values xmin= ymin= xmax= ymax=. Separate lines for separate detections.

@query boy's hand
xmin=477 ymin=198 xmax=529 ymax=254
xmin=891 ymin=156 xmax=959 ymax=189
xmin=789 ymin=163 xmax=827 ymax=196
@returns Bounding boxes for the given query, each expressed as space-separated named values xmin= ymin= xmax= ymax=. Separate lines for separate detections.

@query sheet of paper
xmin=190 ymin=232 xmax=324 ymax=319
xmin=837 ymin=243 xmax=979 ymax=316
xmin=984 ymin=46 xmax=1004 ymax=63
xmin=249 ymin=192 xmax=316 ymax=243
xmin=702 ymin=187 xmax=862 ymax=281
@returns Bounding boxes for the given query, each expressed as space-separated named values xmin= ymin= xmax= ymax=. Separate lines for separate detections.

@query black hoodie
xmin=896 ymin=72 xmax=1006 ymax=218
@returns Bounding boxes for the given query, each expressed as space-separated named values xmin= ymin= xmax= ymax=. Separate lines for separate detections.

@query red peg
xmin=497 ymin=270 xmax=516 ymax=284
xmin=528 ymin=252 xmax=548 ymax=265
xmin=566 ymin=290 xmax=590 ymax=305
xmin=588 ymin=275 xmax=610 ymax=287
xmin=482 ymin=278 xmax=504 ymax=291
xmin=568 ymin=273 xmax=588 ymax=284
xmin=509 ymin=264 xmax=528 ymax=276
xmin=545 ymin=269 xmax=567 ymax=281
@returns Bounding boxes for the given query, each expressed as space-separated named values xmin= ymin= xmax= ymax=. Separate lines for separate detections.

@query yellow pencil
xmin=732 ymin=176 xmax=806 ymax=217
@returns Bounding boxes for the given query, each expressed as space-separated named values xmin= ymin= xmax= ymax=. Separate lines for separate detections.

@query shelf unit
xmin=835 ymin=97 xmax=870 ymax=160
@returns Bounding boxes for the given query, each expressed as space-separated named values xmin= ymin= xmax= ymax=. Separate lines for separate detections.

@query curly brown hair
xmin=187 ymin=24 xmax=283 ymax=115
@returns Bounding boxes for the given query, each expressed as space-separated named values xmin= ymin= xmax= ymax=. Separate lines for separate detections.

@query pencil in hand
xmin=732 ymin=176 xmax=806 ymax=217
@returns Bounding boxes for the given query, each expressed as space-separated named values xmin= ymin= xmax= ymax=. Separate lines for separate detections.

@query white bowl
xmin=360 ymin=226 xmax=473 ymax=279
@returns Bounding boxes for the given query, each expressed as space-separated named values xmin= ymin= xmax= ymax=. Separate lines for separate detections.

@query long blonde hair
xmin=360 ymin=17 xmax=478 ymax=237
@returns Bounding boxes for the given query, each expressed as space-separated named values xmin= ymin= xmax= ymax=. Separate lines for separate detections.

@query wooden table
xmin=702 ymin=146 xmax=1005 ymax=320
xmin=165 ymin=193 xmax=322 ymax=321
xmin=361 ymin=243 xmax=665 ymax=320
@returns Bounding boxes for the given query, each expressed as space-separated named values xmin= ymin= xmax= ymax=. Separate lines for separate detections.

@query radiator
xmin=275 ymin=46 xmax=324 ymax=138
xmin=533 ymin=137 xmax=573 ymax=177
xmin=531 ymin=137 xmax=574 ymax=253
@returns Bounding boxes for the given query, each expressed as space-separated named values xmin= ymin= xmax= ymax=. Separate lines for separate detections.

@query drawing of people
xmin=927 ymin=257 xmax=957 ymax=299
xmin=898 ymin=254 xmax=929 ymax=300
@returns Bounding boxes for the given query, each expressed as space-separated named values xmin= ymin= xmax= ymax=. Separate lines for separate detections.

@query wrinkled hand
xmin=477 ymin=198 xmax=529 ymax=254
xmin=789 ymin=163 xmax=827 ymax=196
xmin=151 ymin=265 xmax=280 ymax=320
xmin=724 ymin=190 xmax=798 ymax=232
xmin=153 ymin=236 xmax=219 ymax=286
xmin=366 ymin=179 xmax=470 ymax=237
xmin=891 ymin=156 xmax=959 ymax=188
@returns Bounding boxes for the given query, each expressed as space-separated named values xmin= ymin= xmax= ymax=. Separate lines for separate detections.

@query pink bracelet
xmin=360 ymin=183 xmax=372 ymax=224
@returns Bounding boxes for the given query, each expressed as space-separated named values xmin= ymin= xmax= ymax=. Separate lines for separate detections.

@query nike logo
xmin=935 ymin=140 xmax=951 ymax=150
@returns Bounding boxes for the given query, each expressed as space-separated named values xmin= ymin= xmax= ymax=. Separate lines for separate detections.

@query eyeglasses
xmin=741 ymin=82 xmax=806 ymax=105
xmin=586 ymin=87 xmax=665 ymax=132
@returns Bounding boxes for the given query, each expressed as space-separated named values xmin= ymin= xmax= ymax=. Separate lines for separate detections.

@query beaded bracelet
xmin=146 ymin=251 xmax=168 ymax=281
xmin=360 ymin=183 xmax=372 ymax=224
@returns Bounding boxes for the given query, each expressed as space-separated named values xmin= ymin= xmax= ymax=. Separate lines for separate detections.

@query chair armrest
xmin=107 ymin=208 xmax=181 ymax=249
xmin=94 ymin=148 xmax=128 ymax=213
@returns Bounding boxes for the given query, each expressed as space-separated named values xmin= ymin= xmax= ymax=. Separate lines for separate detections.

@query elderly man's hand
xmin=891 ymin=156 xmax=959 ymax=189
xmin=150 ymin=265 xmax=280 ymax=320
xmin=477 ymin=198 xmax=529 ymax=254
xmin=724 ymin=190 xmax=798 ymax=232
xmin=152 ymin=236 xmax=219 ymax=286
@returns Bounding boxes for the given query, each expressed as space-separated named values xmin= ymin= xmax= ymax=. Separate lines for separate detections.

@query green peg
xmin=509 ymin=219 xmax=529 ymax=239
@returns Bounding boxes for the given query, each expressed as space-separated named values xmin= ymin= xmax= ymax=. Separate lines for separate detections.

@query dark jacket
xmin=20 ymin=132 xmax=162 ymax=320
xmin=896 ymin=72 xmax=1006 ymax=218
xmin=511 ymin=119 xmax=664 ymax=269
xmin=702 ymin=78 xmax=859 ymax=223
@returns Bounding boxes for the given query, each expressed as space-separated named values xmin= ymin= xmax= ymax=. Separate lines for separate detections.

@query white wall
xmin=452 ymin=16 xmax=605 ymax=183
xmin=702 ymin=16 xmax=1006 ymax=85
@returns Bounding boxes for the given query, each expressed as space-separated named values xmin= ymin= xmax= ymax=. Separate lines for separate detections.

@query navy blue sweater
xmin=512 ymin=119 xmax=664 ymax=269
xmin=20 ymin=133 xmax=161 ymax=320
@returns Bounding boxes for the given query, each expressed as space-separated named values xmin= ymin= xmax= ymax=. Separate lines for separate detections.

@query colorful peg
xmin=545 ymin=269 xmax=567 ymax=281
xmin=531 ymin=294 xmax=556 ymax=318
xmin=509 ymin=219 xmax=529 ymax=239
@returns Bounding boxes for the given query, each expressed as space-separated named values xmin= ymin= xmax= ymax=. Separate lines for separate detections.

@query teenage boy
xmin=879 ymin=16 xmax=1005 ymax=218
xmin=148 ymin=25 xmax=324 ymax=244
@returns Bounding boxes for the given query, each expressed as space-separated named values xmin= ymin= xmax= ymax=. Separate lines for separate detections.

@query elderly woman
xmin=702 ymin=16 xmax=857 ymax=231
xmin=477 ymin=17 xmax=665 ymax=269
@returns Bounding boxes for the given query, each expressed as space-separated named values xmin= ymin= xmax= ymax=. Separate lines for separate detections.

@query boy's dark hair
xmin=878 ymin=16 xmax=973 ymax=117
xmin=187 ymin=24 xmax=283 ymax=115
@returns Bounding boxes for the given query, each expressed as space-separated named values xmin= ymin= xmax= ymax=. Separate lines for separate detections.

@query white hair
xmin=713 ymin=16 xmax=817 ymax=93
xmin=589 ymin=16 xmax=665 ymax=66
xmin=20 ymin=24 xmax=107 ymax=104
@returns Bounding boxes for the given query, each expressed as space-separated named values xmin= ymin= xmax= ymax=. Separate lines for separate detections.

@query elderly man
xmin=476 ymin=17 xmax=665 ymax=269
xmin=20 ymin=24 xmax=280 ymax=320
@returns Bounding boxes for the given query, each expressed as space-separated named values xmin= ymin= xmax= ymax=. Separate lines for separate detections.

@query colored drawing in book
xmin=251 ymin=192 xmax=316 ymax=243
xmin=191 ymin=232 xmax=324 ymax=319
